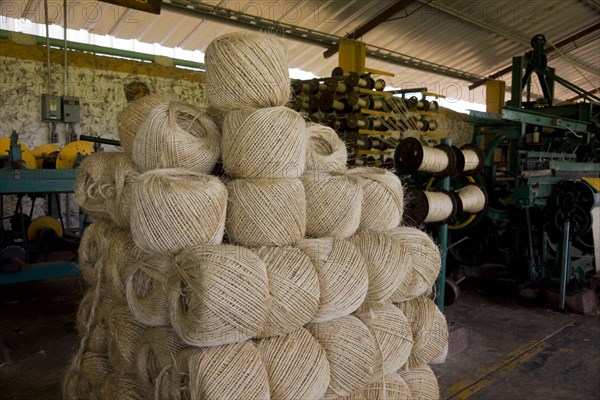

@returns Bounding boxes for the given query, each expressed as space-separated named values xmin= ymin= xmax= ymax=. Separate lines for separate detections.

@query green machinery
xmin=0 ymin=133 xmax=79 ymax=283
xmin=0 ymin=133 xmax=117 ymax=284
xmin=448 ymin=35 xmax=599 ymax=307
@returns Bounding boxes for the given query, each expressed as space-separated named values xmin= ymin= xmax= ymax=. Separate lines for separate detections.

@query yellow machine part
xmin=27 ymin=216 xmax=63 ymax=241
xmin=32 ymin=143 xmax=61 ymax=168
xmin=582 ymin=177 xmax=600 ymax=192
xmin=56 ymin=141 xmax=95 ymax=169
xmin=0 ymin=138 xmax=37 ymax=169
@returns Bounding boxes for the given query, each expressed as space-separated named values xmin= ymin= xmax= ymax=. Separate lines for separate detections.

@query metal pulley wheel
xmin=27 ymin=216 xmax=64 ymax=241
xmin=548 ymin=180 xmax=595 ymax=237
xmin=0 ymin=138 xmax=37 ymax=169
xmin=56 ymin=141 xmax=95 ymax=169
xmin=552 ymin=204 xmax=591 ymax=237
xmin=0 ymin=245 xmax=27 ymax=273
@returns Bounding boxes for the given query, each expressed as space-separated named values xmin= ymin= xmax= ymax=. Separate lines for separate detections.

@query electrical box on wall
xmin=62 ymin=96 xmax=80 ymax=123
xmin=41 ymin=94 xmax=62 ymax=121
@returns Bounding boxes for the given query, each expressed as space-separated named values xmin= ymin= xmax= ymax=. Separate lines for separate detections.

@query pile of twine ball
xmin=66 ymin=31 xmax=447 ymax=400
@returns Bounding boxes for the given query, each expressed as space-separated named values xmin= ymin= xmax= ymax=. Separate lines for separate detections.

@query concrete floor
xmin=0 ymin=276 xmax=599 ymax=400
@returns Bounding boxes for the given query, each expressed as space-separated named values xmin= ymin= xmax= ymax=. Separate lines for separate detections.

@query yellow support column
xmin=486 ymin=80 xmax=506 ymax=114
xmin=338 ymin=40 xmax=366 ymax=74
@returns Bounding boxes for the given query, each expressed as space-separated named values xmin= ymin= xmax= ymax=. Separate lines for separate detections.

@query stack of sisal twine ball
xmin=67 ymin=31 xmax=447 ymax=400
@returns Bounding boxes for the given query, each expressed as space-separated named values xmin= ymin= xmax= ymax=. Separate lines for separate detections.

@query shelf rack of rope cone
xmin=288 ymin=68 xmax=444 ymax=168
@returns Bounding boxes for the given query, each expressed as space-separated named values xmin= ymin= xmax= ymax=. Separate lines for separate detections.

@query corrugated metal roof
xmin=2 ymin=0 xmax=598 ymax=103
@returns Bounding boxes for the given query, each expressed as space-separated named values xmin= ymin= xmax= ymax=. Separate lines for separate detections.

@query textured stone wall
xmin=0 ymin=55 xmax=206 ymax=149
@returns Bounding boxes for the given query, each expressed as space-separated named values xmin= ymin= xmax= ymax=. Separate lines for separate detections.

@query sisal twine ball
xmin=172 ymin=342 xmax=270 ymax=400
xmin=226 ymin=178 xmax=306 ymax=246
xmin=355 ymin=303 xmax=414 ymax=381
xmin=124 ymin=255 xmax=171 ymax=327
xmin=206 ymin=103 xmax=227 ymax=130
xmin=117 ymin=94 xmax=172 ymax=154
xmin=302 ymin=170 xmax=363 ymax=238
xmin=135 ymin=327 xmax=186 ymax=387
xmin=62 ymin=352 xmax=112 ymax=400
xmin=103 ymin=228 xmax=138 ymax=300
xmin=340 ymin=373 xmax=413 ymax=400
xmin=169 ymin=244 xmax=269 ymax=346
xmin=255 ymin=246 xmax=320 ymax=337
xmin=101 ymin=373 xmax=149 ymax=400
xmin=307 ymin=315 xmax=377 ymax=399
xmin=298 ymin=238 xmax=368 ymax=322
xmin=130 ymin=168 xmax=227 ymax=255
xmin=257 ymin=327 xmax=331 ymax=400
xmin=107 ymin=153 xmax=139 ymax=229
xmin=432 ymin=342 xmax=449 ymax=364
xmin=305 ymin=122 xmax=347 ymax=172
xmin=222 ymin=106 xmax=306 ymax=179
xmin=78 ymin=220 xmax=116 ymax=285
xmin=76 ymin=290 xmax=118 ymax=354
xmin=349 ymin=167 xmax=404 ymax=232
xmin=107 ymin=305 xmax=147 ymax=373
xmin=205 ymin=31 xmax=290 ymax=110
xmin=399 ymin=365 xmax=440 ymax=400
xmin=133 ymin=100 xmax=221 ymax=173
xmin=350 ymin=232 xmax=411 ymax=303
xmin=395 ymin=296 xmax=448 ymax=368
xmin=75 ymin=152 xmax=122 ymax=218
xmin=387 ymin=227 xmax=441 ymax=302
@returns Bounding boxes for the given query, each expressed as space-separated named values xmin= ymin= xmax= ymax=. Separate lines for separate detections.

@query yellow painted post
xmin=486 ymin=80 xmax=506 ymax=114
xmin=338 ymin=40 xmax=366 ymax=74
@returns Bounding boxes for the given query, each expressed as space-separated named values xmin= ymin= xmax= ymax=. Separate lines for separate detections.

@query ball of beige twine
xmin=387 ymin=227 xmax=441 ymax=302
xmin=206 ymin=103 xmax=227 ymax=131
xmin=78 ymin=220 xmax=116 ymax=285
xmin=75 ymin=152 xmax=122 ymax=218
xmin=257 ymin=327 xmax=331 ymax=400
xmin=255 ymin=246 xmax=320 ymax=337
xmin=350 ymin=231 xmax=411 ymax=303
xmin=135 ymin=327 xmax=186 ymax=388
xmin=130 ymin=168 xmax=227 ymax=255
xmin=298 ymin=238 xmax=368 ymax=322
xmin=169 ymin=244 xmax=270 ymax=346
xmin=205 ymin=32 xmax=290 ymax=110
xmin=107 ymin=153 xmax=139 ymax=229
xmin=307 ymin=315 xmax=376 ymax=399
xmin=62 ymin=352 xmax=112 ymax=400
xmin=305 ymin=122 xmax=347 ymax=172
xmin=124 ymin=255 xmax=172 ymax=327
xmin=222 ymin=106 xmax=306 ymax=179
xmin=302 ymin=170 xmax=363 ymax=238
xmin=349 ymin=167 xmax=404 ymax=232
xmin=171 ymin=342 xmax=270 ymax=400
xmin=395 ymin=296 xmax=448 ymax=368
xmin=132 ymin=100 xmax=221 ymax=173
xmin=355 ymin=302 xmax=414 ymax=381
xmin=102 ymin=228 xmax=138 ymax=300
xmin=117 ymin=94 xmax=172 ymax=154
xmin=399 ymin=365 xmax=440 ymax=400
xmin=101 ymin=373 xmax=149 ymax=400
xmin=76 ymin=290 xmax=117 ymax=354
xmin=226 ymin=178 xmax=306 ymax=246
xmin=107 ymin=305 xmax=147 ymax=373
xmin=340 ymin=372 xmax=413 ymax=400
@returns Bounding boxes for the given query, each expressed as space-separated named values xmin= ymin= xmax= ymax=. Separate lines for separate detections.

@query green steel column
xmin=435 ymin=137 xmax=451 ymax=312
xmin=510 ymin=56 xmax=523 ymax=108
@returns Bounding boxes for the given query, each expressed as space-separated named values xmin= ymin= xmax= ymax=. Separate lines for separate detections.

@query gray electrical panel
xmin=62 ymin=96 xmax=80 ymax=123
xmin=41 ymin=94 xmax=62 ymax=121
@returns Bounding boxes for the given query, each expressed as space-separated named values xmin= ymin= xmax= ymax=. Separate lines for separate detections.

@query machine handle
xmin=79 ymin=135 xmax=121 ymax=147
